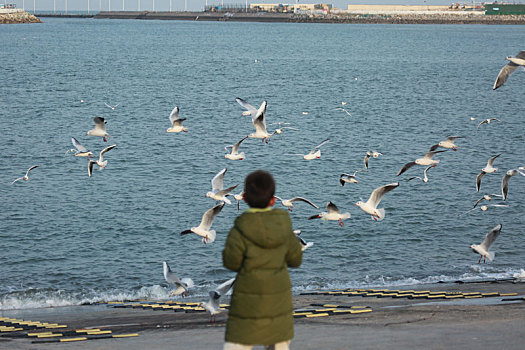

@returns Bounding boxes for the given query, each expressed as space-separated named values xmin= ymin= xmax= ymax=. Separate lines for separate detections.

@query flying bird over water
xmin=501 ymin=169 xmax=525 ymax=200
xmin=355 ymin=182 xmax=399 ymax=221
xmin=470 ymin=224 xmax=502 ymax=263
xmin=233 ymin=191 xmax=244 ymax=212
xmin=308 ymin=201 xmax=350 ymax=227
xmin=471 ymin=194 xmax=503 ymax=209
xmin=200 ymin=278 xmax=235 ymax=323
xmin=88 ymin=144 xmax=117 ymax=177
xmin=407 ymin=166 xmax=432 ymax=183
xmin=87 ymin=117 xmax=110 ymax=142
xmin=163 ymin=261 xmax=194 ymax=297
xmin=104 ymin=102 xmax=120 ymax=110
xmin=288 ymin=138 xmax=330 ymax=160
xmin=274 ymin=196 xmax=319 ymax=211
xmin=166 ymin=106 xmax=188 ymax=133
xmin=429 ymin=136 xmax=463 ymax=152
xmin=493 ymin=51 xmax=525 ymax=90
xmin=224 ymin=136 xmax=248 ymax=160
xmin=206 ymin=168 xmax=238 ymax=204
xmin=364 ymin=151 xmax=383 ymax=169
xmin=476 ymin=154 xmax=501 ymax=192
xmin=294 ymin=230 xmax=314 ymax=251
xmin=340 ymin=170 xmax=366 ymax=186
xmin=180 ymin=203 xmax=225 ymax=244
xmin=397 ymin=150 xmax=446 ymax=176
xmin=11 ymin=165 xmax=39 ymax=185
xmin=68 ymin=137 xmax=93 ymax=158
xmin=235 ymin=97 xmax=260 ymax=120
xmin=477 ymin=118 xmax=502 ymax=130
xmin=248 ymin=101 xmax=273 ymax=142
xmin=461 ymin=204 xmax=509 ymax=216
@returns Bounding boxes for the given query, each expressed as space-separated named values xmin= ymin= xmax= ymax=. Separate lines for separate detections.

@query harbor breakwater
xmin=93 ymin=10 xmax=525 ymax=25
xmin=0 ymin=9 xmax=41 ymax=24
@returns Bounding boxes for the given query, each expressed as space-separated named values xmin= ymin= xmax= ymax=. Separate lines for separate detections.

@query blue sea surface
xmin=1 ymin=18 xmax=525 ymax=309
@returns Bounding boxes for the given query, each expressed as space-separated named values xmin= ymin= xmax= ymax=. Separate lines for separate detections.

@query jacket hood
xmin=234 ymin=209 xmax=291 ymax=249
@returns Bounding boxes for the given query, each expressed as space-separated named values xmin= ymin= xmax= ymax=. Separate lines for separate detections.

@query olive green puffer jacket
xmin=222 ymin=208 xmax=302 ymax=345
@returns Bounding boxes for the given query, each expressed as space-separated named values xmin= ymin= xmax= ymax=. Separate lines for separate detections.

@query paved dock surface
xmin=1 ymin=281 xmax=524 ymax=349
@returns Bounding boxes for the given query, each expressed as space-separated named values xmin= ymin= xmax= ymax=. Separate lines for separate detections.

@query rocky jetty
xmin=0 ymin=10 xmax=41 ymax=24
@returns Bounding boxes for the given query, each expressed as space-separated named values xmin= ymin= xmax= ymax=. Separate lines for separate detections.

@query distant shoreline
xmin=33 ymin=11 xmax=525 ymax=25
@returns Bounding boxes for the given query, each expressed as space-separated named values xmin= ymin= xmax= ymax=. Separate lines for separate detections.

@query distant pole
xmin=53 ymin=0 xmax=55 ymax=14
xmin=22 ymin=0 xmax=24 ymax=11
xmin=245 ymin=0 xmax=247 ymax=12
xmin=169 ymin=0 xmax=171 ymax=12
xmin=88 ymin=0 xmax=90 ymax=14
xmin=33 ymin=0 xmax=35 ymax=13
xmin=108 ymin=0 xmax=111 ymax=11
xmin=205 ymin=0 xmax=208 ymax=10
xmin=184 ymin=0 xmax=187 ymax=11
xmin=152 ymin=0 xmax=154 ymax=11
xmin=138 ymin=0 xmax=140 ymax=11
xmin=122 ymin=0 xmax=124 ymax=10
xmin=65 ymin=0 xmax=67 ymax=14
xmin=99 ymin=0 xmax=101 ymax=12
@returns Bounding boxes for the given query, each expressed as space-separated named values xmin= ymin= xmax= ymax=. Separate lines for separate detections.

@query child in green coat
xmin=223 ymin=170 xmax=303 ymax=350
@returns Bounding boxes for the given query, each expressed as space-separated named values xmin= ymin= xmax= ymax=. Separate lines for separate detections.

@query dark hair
xmin=244 ymin=170 xmax=275 ymax=208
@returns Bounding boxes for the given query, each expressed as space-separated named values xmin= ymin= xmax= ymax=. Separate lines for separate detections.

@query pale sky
xmin=12 ymin=0 xmax=477 ymax=13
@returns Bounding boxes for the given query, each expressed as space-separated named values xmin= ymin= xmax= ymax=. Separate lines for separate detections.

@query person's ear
xmin=269 ymin=197 xmax=276 ymax=206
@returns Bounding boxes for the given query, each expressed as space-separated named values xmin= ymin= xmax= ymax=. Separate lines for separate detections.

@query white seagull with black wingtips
xmin=200 ymin=278 xmax=235 ymax=323
xmin=308 ymin=201 xmax=350 ymax=227
xmin=397 ymin=150 xmax=446 ymax=176
xmin=274 ymin=196 xmax=319 ymax=212
xmin=11 ymin=165 xmax=39 ymax=185
xmin=493 ymin=51 xmax=525 ymax=90
xmin=180 ymin=203 xmax=225 ymax=244
xmin=87 ymin=117 xmax=110 ymax=142
xmin=501 ymin=169 xmax=525 ymax=201
xmin=470 ymin=224 xmax=502 ymax=263
xmin=88 ymin=144 xmax=117 ymax=177
xmin=355 ymin=183 xmax=399 ymax=221
xmin=206 ymin=168 xmax=238 ymax=204
xmin=166 ymin=106 xmax=188 ymax=133
xmin=224 ymin=136 xmax=248 ymax=160
xmin=476 ymin=153 xmax=501 ymax=192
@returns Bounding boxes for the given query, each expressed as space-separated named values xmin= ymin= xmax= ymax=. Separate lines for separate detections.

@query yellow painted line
xmin=314 ymin=308 xmax=337 ymax=312
xmin=350 ymin=309 xmax=372 ymax=314
xmin=60 ymin=337 xmax=87 ymax=342
xmin=85 ymin=330 xmax=112 ymax=335
xmin=499 ymin=293 xmax=518 ymax=296
xmin=36 ymin=334 xmax=63 ymax=338
xmin=481 ymin=293 xmax=499 ymax=297
xmin=75 ymin=329 xmax=101 ymax=333
xmin=465 ymin=295 xmax=482 ymax=299
xmin=112 ymin=333 xmax=139 ymax=338
xmin=28 ymin=332 xmax=53 ymax=336
xmin=426 ymin=295 xmax=446 ymax=299
xmin=445 ymin=295 xmax=464 ymax=299
xmin=305 ymin=313 xmax=329 ymax=318
xmin=321 ymin=304 xmax=339 ymax=307
xmin=293 ymin=312 xmax=313 ymax=316
xmin=107 ymin=301 xmax=123 ymax=304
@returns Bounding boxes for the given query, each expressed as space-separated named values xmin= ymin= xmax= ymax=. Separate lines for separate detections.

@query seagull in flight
xmin=166 ymin=106 xmax=188 ymax=133
xmin=355 ymin=182 xmax=399 ymax=221
xmin=308 ymin=201 xmax=350 ymax=227
xmin=104 ymin=102 xmax=120 ymax=111
xmin=429 ymin=136 xmax=463 ymax=152
xmin=163 ymin=261 xmax=194 ymax=297
xmin=407 ymin=166 xmax=432 ymax=183
xmin=501 ymin=169 xmax=525 ymax=201
xmin=493 ymin=51 xmax=525 ymax=90
xmin=206 ymin=168 xmax=238 ymax=204
xmin=68 ymin=137 xmax=93 ymax=158
xmin=471 ymin=194 xmax=503 ymax=209
xmin=87 ymin=117 xmax=110 ymax=142
xmin=288 ymin=138 xmax=330 ymax=160
xmin=470 ymin=224 xmax=502 ymax=263
xmin=88 ymin=144 xmax=117 ymax=177
xmin=340 ymin=170 xmax=366 ymax=186
xmin=235 ymin=97 xmax=260 ymax=120
xmin=397 ymin=150 xmax=446 ymax=176
xmin=294 ymin=230 xmax=314 ymax=251
xmin=11 ymin=165 xmax=39 ymax=185
xmin=224 ymin=136 xmax=248 ymax=160
xmin=180 ymin=203 xmax=225 ymax=244
xmin=200 ymin=278 xmax=235 ymax=323
xmin=274 ymin=196 xmax=319 ymax=212
xmin=364 ymin=151 xmax=383 ymax=169
xmin=477 ymin=118 xmax=502 ymax=130
xmin=248 ymin=101 xmax=273 ymax=142
xmin=476 ymin=153 xmax=501 ymax=192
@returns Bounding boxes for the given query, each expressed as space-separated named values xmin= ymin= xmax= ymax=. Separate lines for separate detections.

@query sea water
xmin=1 ymin=18 xmax=525 ymax=310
